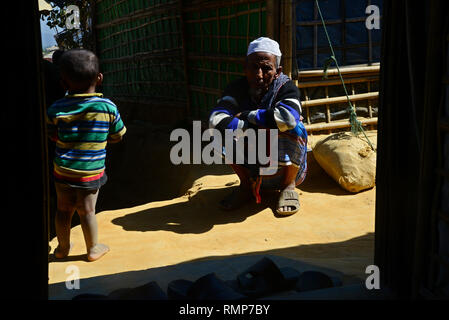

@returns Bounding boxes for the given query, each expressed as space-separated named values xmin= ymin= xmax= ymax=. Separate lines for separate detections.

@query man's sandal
xmin=276 ymin=190 xmax=300 ymax=216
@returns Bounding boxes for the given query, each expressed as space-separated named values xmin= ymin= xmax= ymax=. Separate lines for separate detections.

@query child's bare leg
xmin=76 ymin=188 xmax=109 ymax=261
xmin=54 ymin=183 xmax=76 ymax=258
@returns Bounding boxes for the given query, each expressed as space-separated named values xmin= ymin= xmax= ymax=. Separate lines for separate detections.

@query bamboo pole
xmin=305 ymin=117 xmax=378 ymax=132
xmin=179 ymin=0 xmax=191 ymax=116
xmin=298 ymin=64 xmax=380 ymax=78
xmin=301 ymin=92 xmax=379 ymax=107
xmin=280 ymin=0 xmax=292 ymax=78
xmin=325 ymin=86 xmax=330 ymax=123
xmin=297 ymin=75 xmax=379 ymax=88
xmin=368 ymin=81 xmax=373 ymax=118
xmin=304 ymin=88 xmax=311 ymax=124
xmin=297 ymin=16 xmax=367 ymax=26
xmin=266 ymin=0 xmax=274 ymax=39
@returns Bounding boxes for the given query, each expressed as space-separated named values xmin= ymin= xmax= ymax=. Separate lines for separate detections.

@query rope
xmin=315 ymin=0 xmax=375 ymax=151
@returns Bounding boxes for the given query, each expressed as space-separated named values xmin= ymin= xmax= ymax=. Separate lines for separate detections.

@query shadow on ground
xmin=96 ymin=124 xmax=235 ymax=212
xmin=110 ymin=186 xmax=282 ymax=234
xmin=48 ymin=124 xmax=235 ymax=239
xmin=108 ymin=148 xmax=363 ymax=235
xmin=49 ymin=232 xmax=375 ymax=300
xmin=48 ymin=124 xmax=369 ymax=245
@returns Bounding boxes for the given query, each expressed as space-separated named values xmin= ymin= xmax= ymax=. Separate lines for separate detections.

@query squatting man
xmin=172 ymin=37 xmax=308 ymax=215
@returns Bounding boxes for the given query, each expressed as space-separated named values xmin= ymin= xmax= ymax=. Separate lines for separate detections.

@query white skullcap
xmin=247 ymin=37 xmax=282 ymax=57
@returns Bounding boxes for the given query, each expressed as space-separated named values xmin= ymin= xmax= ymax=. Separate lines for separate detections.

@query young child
xmin=47 ymin=49 xmax=126 ymax=262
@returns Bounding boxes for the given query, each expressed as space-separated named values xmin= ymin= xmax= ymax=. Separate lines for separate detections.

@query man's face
xmin=245 ymin=52 xmax=281 ymax=92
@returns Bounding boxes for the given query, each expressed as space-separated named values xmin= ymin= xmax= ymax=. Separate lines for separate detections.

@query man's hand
xmin=234 ymin=111 xmax=250 ymax=121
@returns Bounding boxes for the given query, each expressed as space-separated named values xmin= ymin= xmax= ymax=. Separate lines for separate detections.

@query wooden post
xmin=92 ymin=0 xmax=98 ymax=55
xmin=304 ymin=88 xmax=311 ymax=125
xmin=313 ymin=1 xmax=318 ymax=68
xmin=179 ymin=0 xmax=191 ymax=117
xmin=351 ymin=84 xmax=356 ymax=115
xmin=267 ymin=0 xmax=280 ymax=42
xmin=266 ymin=0 xmax=274 ymax=39
xmin=280 ymin=0 xmax=293 ymax=78
xmin=368 ymin=81 xmax=373 ymax=118
xmin=325 ymin=86 xmax=330 ymax=123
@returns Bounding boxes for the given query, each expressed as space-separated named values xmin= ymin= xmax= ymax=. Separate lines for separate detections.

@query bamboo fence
xmin=94 ymin=0 xmax=380 ymax=132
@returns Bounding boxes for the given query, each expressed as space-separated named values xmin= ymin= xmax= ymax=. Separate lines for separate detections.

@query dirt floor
xmin=48 ymin=129 xmax=377 ymax=299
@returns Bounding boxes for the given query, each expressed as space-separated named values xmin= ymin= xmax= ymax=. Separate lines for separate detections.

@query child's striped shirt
xmin=47 ymin=93 xmax=126 ymax=188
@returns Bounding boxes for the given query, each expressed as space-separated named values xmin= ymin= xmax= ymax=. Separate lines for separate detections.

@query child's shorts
xmin=53 ymin=171 xmax=108 ymax=190
xmin=55 ymin=181 xmax=100 ymax=210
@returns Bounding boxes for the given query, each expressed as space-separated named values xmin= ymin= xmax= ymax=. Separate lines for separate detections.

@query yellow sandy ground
xmin=48 ymin=131 xmax=377 ymax=293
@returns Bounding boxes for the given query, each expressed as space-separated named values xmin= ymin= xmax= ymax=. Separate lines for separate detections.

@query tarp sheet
xmin=295 ymin=0 xmax=383 ymax=70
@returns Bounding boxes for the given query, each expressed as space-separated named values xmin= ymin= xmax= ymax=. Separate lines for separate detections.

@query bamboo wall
xmin=183 ymin=0 xmax=267 ymax=120
xmin=95 ymin=0 xmax=187 ymax=124
xmin=297 ymin=64 xmax=379 ymax=133
xmin=94 ymin=0 xmax=380 ymax=132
